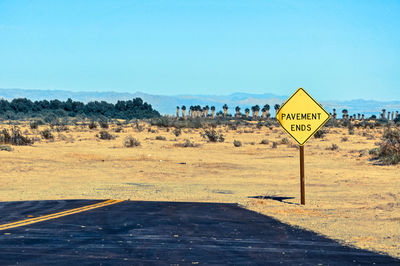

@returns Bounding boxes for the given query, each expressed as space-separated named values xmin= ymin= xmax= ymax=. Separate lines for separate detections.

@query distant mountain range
xmin=0 ymin=88 xmax=399 ymax=117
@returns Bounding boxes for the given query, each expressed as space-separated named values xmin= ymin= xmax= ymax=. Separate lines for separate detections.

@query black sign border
xmin=276 ymin=88 xmax=331 ymax=146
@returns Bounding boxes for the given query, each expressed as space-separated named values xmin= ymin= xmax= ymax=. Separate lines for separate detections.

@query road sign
xmin=276 ymin=88 xmax=330 ymax=205
xmin=277 ymin=88 xmax=330 ymax=146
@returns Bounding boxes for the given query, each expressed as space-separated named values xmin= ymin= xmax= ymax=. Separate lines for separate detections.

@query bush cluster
xmin=201 ymin=129 xmax=224 ymax=142
xmin=233 ymin=140 xmax=242 ymax=147
xmin=97 ymin=131 xmax=115 ymax=140
xmin=313 ymin=129 xmax=326 ymax=139
xmin=123 ymin=136 xmax=141 ymax=147
xmin=174 ymin=140 xmax=199 ymax=148
xmin=0 ymin=127 xmax=33 ymax=145
xmin=372 ymin=127 xmax=400 ymax=165
xmin=172 ymin=128 xmax=182 ymax=137
xmin=40 ymin=129 xmax=54 ymax=140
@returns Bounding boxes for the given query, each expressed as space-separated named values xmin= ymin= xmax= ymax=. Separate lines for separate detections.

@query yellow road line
xmin=0 ymin=199 xmax=123 ymax=231
xmin=0 ymin=199 xmax=115 ymax=228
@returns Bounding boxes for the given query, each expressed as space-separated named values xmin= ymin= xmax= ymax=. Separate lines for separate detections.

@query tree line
xmin=176 ymin=104 xmax=281 ymax=119
xmin=0 ymin=98 xmax=160 ymax=120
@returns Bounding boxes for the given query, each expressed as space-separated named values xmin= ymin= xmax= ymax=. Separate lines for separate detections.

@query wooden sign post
xmin=300 ymin=145 xmax=305 ymax=205
xmin=277 ymin=88 xmax=330 ymax=205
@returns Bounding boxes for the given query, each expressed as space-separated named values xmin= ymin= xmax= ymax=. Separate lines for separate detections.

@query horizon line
xmin=0 ymin=87 xmax=399 ymax=103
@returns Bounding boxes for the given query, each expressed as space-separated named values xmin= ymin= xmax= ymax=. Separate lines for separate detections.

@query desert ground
xmin=0 ymin=120 xmax=399 ymax=258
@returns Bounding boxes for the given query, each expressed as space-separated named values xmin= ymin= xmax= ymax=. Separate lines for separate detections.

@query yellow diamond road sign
xmin=277 ymin=88 xmax=330 ymax=146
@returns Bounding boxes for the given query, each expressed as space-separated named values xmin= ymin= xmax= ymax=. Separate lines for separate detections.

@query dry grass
xmin=0 ymin=121 xmax=399 ymax=258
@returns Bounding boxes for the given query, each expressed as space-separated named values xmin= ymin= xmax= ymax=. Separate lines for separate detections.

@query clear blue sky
xmin=0 ymin=0 xmax=399 ymax=101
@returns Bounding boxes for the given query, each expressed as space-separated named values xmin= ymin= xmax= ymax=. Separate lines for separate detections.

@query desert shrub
xmin=369 ymin=148 xmax=379 ymax=155
xmin=256 ymin=122 xmax=263 ymax=129
xmin=272 ymin=141 xmax=278 ymax=148
xmin=150 ymin=117 xmax=172 ymax=128
xmin=44 ymin=113 xmax=58 ymax=124
xmin=186 ymin=118 xmax=203 ymax=129
xmin=0 ymin=145 xmax=12 ymax=151
xmin=55 ymin=125 xmax=69 ymax=132
xmin=40 ymin=129 xmax=54 ymax=140
xmin=348 ymin=123 xmax=355 ymax=135
xmin=287 ymin=142 xmax=299 ymax=149
xmin=124 ymin=136 xmax=140 ymax=147
xmin=325 ymin=118 xmax=340 ymax=127
xmin=88 ymin=121 xmax=97 ymax=129
xmin=327 ymin=143 xmax=339 ymax=150
xmin=281 ymin=137 xmax=289 ymax=144
xmin=155 ymin=135 xmax=166 ymax=141
xmin=233 ymin=140 xmax=242 ymax=147
xmin=148 ymin=128 xmax=157 ymax=133
xmin=371 ymin=127 xmax=400 ymax=165
xmin=228 ymin=124 xmax=238 ymax=130
xmin=201 ymin=129 xmax=224 ymax=142
xmin=97 ymin=131 xmax=115 ymax=140
xmin=99 ymin=120 xmax=109 ymax=129
xmin=114 ymin=126 xmax=123 ymax=133
xmin=366 ymin=134 xmax=375 ymax=140
xmin=314 ymin=129 xmax=326 ymax=139
xmin=0 ymin=128 xmax=34 ymax=145
xmin=341 ymin=136 xmax=348 ymax=142
xmin=134 ymin=121 xmax=144 ymax=132
xmin=174 ymin=140 xmax=199 ymax=148
xmin=30 ymin=119 xmax=44 ymax=129
xmin=172 ymin=128 xmax=182 ymax=137
xmin=57 ymin=133 xmax=67 ymax=141
xmin=362 ymin=132 xmax=375 ymax=140
xmin=260 ymin=139 xmax=269 ymax=145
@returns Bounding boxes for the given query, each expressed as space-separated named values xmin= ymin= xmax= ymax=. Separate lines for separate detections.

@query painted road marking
xmin=0 ymin=199 xmax=123 ymax=231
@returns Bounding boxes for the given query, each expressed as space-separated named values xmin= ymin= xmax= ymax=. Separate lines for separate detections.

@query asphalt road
xmin=0 ymin=200 xmax=398 ymax=265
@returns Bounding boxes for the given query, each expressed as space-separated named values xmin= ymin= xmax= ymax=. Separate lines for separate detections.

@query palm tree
xmin=274 ymin=104 xmax=280 ymax=117
xmin=396 ymin=111 xmax=399 ymax=120
xmin=190 ymin=106 xmax=194 ymax=118
xmin=205 ymin=105 xmax=209 ymax=118
xmin=192 ymin=106 xmax=197 ymax=118
xmin=245 ymin=108 xmax=250 ymax=118
xmin=251 ymin=106 xmax=256 ymax=118
xmin=211 ymin=106 xmax=216 ymax=119
xmin=181 ymin=105 xmax=186 ymax=118
xmin=333 ymin=108 xmax=337 ymax=119
xmin=254 ymin=105 xmax=260 ymax=118
xmin=382 ymin=109 xmax=386 ymax=119
xmin=202 ymin=107 xmax=207 ymax=117
xmin=261 ymin=107 xmax=266 ymax=119
xmin=357 ymin=113 xmax=360 ymax=120
xmin=176 ymin=106 xmax=180 ymax=118
xmin=361 ymin=114 xmax=365 ymax=120
xmin=197 ymin=105 xmax=202 ymax=117
xmin=342 ymin=109 xmax=348 ymax=119
xmin=391 ymin=111 xmax=394 ymax=120
xmin=223 ymin=104 xmax=228 ymax=117
xmin=264 ymin=104 xmax=270 ymax=119
xmin=387 ymin=111 xmax=391 ymax=121
xmin=235 ymin=106 xmax=241 ymax=118
xmin=194 ymin=106 xmax=198 ymax=118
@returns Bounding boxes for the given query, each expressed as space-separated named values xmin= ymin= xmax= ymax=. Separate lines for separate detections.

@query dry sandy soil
xmin=0 ymin=121 xmax=399 ymax=258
